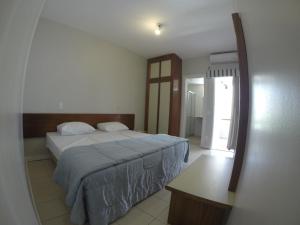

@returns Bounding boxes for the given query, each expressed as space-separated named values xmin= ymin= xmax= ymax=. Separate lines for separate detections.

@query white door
xmin=200 ymin=78 xmax=215 ymax=149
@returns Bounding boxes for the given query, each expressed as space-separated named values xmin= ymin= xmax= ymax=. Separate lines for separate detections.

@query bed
xmin=46 ymin=130 xmax=150 ymax=159
xmin=23 ymin=113 xmax=189 ymax=225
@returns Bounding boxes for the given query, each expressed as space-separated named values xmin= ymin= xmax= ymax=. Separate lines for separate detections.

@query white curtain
xmin=207 ymin=63 xmax=239 ymax=78
xmin=227 ymin=76 xmax=240 ymax=150
xmin=200 ymin=77 xmax=215 ymax=149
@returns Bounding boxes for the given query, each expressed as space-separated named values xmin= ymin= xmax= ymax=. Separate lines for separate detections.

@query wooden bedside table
xmin=166 ymin=155 xmax=235 ymax=225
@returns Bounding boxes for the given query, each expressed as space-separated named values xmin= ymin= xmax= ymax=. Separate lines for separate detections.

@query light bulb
xmin=155 ymin=28 xmax=161 ymax=35
xmin=154 ymin=24 xmax=161 ymax=36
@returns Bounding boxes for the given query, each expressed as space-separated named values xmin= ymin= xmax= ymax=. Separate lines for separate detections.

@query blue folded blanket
xmin=54 ymin=134 xmax=189 ymax=225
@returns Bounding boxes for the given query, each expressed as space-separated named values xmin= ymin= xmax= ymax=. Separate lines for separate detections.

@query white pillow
xmin=97 ymin=122 xmax=129 ymax=132
xmin=57 ymin=122 xmax=96 ymax=135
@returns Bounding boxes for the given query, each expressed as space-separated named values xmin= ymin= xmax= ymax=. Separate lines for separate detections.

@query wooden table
xmin=166 ymin=155 xmax=235 ymax=225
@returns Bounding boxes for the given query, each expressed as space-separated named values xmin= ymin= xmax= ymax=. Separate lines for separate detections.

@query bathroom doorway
xmin=183 ymin=78 xmax=204 ymax=145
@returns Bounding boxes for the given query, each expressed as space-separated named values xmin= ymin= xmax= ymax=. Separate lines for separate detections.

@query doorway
xmin=183 ymin=78 xmax=204 ymax=145
xmin=182 ymin=75 xmax=236 ymax=153
xmin=212 ymin=77 xmax=233 ymax=151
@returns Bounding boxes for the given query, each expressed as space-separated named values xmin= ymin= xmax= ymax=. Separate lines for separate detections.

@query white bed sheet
xmin=46 ymin=130 xmax=150 ymax=159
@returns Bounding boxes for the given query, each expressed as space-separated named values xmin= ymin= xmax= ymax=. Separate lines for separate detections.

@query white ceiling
xmin=42 ymin=0 xmax=237 ymax=59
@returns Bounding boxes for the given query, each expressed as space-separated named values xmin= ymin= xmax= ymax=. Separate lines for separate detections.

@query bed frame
xmin=23 ymin=113 xmax=135 ymax=138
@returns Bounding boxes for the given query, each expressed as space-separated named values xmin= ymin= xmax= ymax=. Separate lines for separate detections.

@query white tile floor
xmin=27 ymin=138 xmax=208 ymax=225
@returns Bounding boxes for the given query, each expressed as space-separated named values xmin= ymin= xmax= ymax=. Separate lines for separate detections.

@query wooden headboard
xmin=23 ymin=113 xmax=135 ymax=138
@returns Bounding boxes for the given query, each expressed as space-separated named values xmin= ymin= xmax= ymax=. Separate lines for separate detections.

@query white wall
xmin=0 ymin=0 xmax=44 ymax=225
xmin=182 ymin=56 xmax=209 ymax=77
xmin=24 ymin=18 xmax=146 ymax=130
xmin=228 ymin=0 xmax=300 ymax=224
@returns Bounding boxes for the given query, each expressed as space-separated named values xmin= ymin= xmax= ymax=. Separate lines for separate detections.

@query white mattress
xmin=46 ymin=130 xmax=150 ymax=159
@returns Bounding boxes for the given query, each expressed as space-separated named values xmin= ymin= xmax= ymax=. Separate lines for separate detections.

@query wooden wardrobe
xmin=144 ymin=53 xmax=182 ymax=136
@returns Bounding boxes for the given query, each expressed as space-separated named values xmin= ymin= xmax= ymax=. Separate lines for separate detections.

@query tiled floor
xmin=27 ymin=140 xmax=207 ymax=225
xmin=188 ymin=136 xmax=201 ymax=146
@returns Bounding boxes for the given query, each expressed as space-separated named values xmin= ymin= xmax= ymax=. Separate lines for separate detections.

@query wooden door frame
xmin=228 ymin=13 xmax=250 ymax=192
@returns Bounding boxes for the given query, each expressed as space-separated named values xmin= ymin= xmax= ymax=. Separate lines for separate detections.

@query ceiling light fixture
xmin=154 ymin=24 xmax=162 ymax=36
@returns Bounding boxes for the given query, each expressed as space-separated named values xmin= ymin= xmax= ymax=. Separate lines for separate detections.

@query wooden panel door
xmin=148 ymin=83 xmax=159 ymax=133
xmin=158 ymin=82 xmax=171 ymax=133
xmin=161 ymin=60 xmax=171 ymax=77
xmin=150 ymin=62 xmax=160 ymax=78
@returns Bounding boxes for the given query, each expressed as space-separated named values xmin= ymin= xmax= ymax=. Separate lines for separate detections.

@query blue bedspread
xmin=54 ymin=134 xmax=189 ymax=225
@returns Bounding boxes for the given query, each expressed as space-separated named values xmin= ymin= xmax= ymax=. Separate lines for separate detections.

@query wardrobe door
xmin=160 ymin=60 xmax=171 ymax=77
xmin=158 ymin=82 xmax=171 ymax=133
xmin=148 ymin=83 xmax=159 ymax=133
xmin=150 ymin=62 xmax=160 ymax=78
